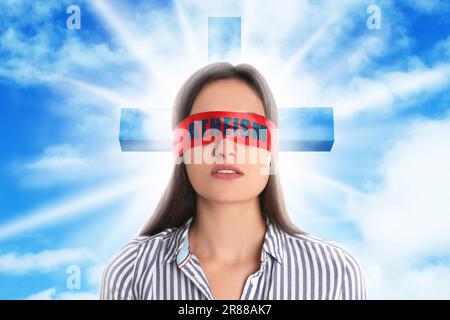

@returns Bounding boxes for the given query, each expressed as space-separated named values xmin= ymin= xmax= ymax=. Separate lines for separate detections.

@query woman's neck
xmin=188 ymin=195 xmax=267 ymax=265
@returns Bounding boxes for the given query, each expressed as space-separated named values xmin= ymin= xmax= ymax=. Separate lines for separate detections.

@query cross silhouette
xmin=119 ymin=17 xmax=334 ymax=152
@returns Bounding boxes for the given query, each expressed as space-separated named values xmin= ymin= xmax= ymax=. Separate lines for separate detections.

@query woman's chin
xmin=203 ymin=193 xmax=251 ymax=204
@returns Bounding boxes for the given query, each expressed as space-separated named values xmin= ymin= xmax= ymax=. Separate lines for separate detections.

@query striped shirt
xmin=100 ymin=216 xmax=367 ymax=300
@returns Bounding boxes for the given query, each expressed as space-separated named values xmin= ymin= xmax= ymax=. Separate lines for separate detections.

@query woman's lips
xmin=211 ymin=164 xmax=244 ymax=180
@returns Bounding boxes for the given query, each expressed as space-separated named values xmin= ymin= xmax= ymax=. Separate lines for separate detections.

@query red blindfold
xmin=172 ymin=110 xmax=276 ymax=158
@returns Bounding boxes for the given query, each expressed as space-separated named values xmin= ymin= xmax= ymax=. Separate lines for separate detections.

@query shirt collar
xmin=163 ymin=215 xmax=285 ymax=265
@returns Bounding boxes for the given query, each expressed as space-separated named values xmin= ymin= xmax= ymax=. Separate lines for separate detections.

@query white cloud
xmin=433 ymin=35 xmax=450 ymax=58
xmin=393 ymin=264 xmax=450 ymax=299
xmin=86 ymin=263 xmax=106 ymax=288
xmin=404 ymin=0 xmax=450 ymax=14
xmin=348 ymin=115 xmax=450 ymax=259
xmin=0 ymin=248 xmax=95 ymax=274
xmin=57 ymin=290 xmax=98 ymax=300
xmin=26 ymin=287 xmax=56 ymax=300
xmin=344 ymin=114 xmax=450 ymax=298
xmin=329 ymin=63 xmax=450 ymax=119
xmin=0 ymin=1 xmax=132 ymax=87
xmin=23 ymin=144 xmax=88 ymax=172
xmin=26 ymin=287 xmax=98 ymax=300
xmin=364 ymin=262 xmax=450 ymax=300
xmin=12 ymin=135 xmax=153 ymax=188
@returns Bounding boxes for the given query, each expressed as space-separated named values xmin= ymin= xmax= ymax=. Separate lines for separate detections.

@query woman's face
xmin=184 ymin=78 xmax=271 ymax=203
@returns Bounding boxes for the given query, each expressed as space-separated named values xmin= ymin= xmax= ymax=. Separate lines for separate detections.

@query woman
xmin=100 ymin=62 xmax=367 ymax=300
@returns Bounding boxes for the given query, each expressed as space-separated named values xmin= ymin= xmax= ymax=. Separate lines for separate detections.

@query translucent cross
xmin=119 ymin=17 xmax=334 ymax=152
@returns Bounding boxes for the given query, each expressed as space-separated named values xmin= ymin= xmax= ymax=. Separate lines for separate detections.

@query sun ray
xmin=333 ymin=63 xmax=450 ymax=119
xmin=60 ymin=76 xmax=138 ymax=107
xmin=95 ymin=174 xmax=163 ymax=253
xmin=277 ymin=16 xmax=336 ymax=80
xmin=0 ymin=174 xmax=144 ymax=241
xmin=301 ymin=170 xmax=376 ymax=204
xmin=174 ymin=0 xmax=202 ymax=67
xmin=16 ymin=67 xmax=137 ymax=108
xmin=278 ymin=155 xmax=373 ymax=202
xmin=90 ymin=0 xmax=161 ymax=82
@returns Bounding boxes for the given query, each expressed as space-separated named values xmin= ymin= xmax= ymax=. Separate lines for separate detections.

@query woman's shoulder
xmin=285 ymin=231 xmax=367 ymax=299
xmin=99 ymin=228 xmax=177 ymax=299
xmin=285 ymin=230 xmax=361 ymax=262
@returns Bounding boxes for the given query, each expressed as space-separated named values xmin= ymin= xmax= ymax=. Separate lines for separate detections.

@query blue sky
xmin=1 ymin=0 xmax=450 ymax=299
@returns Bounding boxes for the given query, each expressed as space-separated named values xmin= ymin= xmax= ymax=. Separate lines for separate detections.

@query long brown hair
xmin=139 ymin=62 xmax=305 ymax=236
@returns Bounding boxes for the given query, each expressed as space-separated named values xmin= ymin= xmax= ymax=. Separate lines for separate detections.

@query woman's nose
xmin=213 ymin=136 xmax=236 ymax=159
